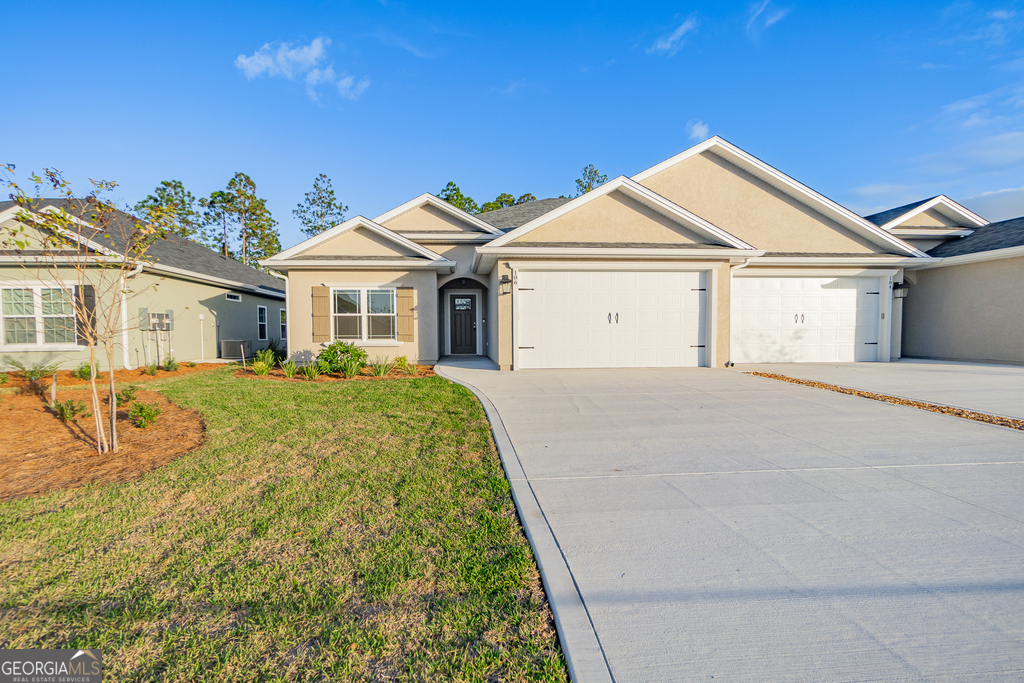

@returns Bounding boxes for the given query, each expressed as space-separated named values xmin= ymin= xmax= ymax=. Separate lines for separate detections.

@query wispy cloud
xmin=235 ymin=37 xmax=370 ymax=103
xmin=915 ymin=130 xmax=1024 ymax=176
xmin=686 ymin=119 xmax=710 ymax=141
xmin=746 ymin=1 xmax=791 ymax=43
xmin=964 ymin=184 xmax=1024 ymax=221
xmin=647 ymin=16 xmax=699 ymax=56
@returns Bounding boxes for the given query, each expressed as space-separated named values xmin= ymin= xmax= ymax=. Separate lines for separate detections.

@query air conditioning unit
xmin=221 ymin=339 xmax=252 ymax=360
xmin=138 ymin=308 xmax=174 ymax=331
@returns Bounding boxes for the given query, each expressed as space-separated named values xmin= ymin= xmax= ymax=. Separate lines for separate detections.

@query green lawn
xmin=0 ymin=368 xmax=567 ymax=682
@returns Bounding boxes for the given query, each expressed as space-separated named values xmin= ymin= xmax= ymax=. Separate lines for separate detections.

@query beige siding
xmin=286 ymin=269 xmax=439 ymax=364
xmin=298 ymin=227 xmax=420 ymax=257
xmin=903 ymin=256 xmax=1024 ymax=364
xmin=895 ymin=208 xmax=967 ymax=229
xmin=715 ymin=263 xmax=731 ymax=366
xmin=380 ymin=204 xmax=488 ymax=233
xmin=511 ymin=191 xmax=708 ymax=244
xmin=639 ymin=152 xmax=883 ymax=253
xmin=433 ymin=244 xmax=482 ymax=283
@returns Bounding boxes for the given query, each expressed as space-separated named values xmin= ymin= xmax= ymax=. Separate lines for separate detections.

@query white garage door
xmin=517 ymin=270 xmax=708 ymax=369
xmin=731 ymin=276 xmax=882 ymax=363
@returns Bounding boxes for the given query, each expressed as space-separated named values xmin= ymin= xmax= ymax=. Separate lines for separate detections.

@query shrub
xmin=267 ymin=338 xmax=287 ymax=362
xmin=128 ymin=401 xmax=162 ymax=428
xmin=162 ymin=357 xmax=180 ymax=372
xmin=251 ymin=360 xmax=271 ymax=376
xmin=185 ymin=361 xmax=197 ymax=368
xmin=0 ymin=373 xmax=7 ymax=385
xmin=73 ymin=362 xmax=98 ymax=381
xmin=143 ymin=365 xmax=159 ymax=376
xmin=316 ymin=340 xmax=367 ymax=373
xmin=340 ymin=357 xmax=363 ymax=379
xmin=301 ymin=362 xmax=324 ymax=381
xmin=4 ymin=357 xmax=62 ymax=382
xmin=369 ymin=356 xmax=396 ymax=377
xmin=255 ymin=348 xmax=276 ymax=366
xmin=280 ymin=359 xmax=298 ymax=378
xmin=49 ymin=398 xmax=91 ymax=423
xmin=116 ymin=384 xmax=139 ymax=406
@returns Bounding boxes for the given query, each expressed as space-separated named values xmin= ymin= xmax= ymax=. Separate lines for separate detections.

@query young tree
xmin=199 ymin=190 xmax=235 ymax=258
xmin=226 ymin=173 xmax=280 ymax=267
xmin=134 ymin=180 xmax=207 ymax=244
xmin=479 ymin=192 xmax=537 ymax=213
xmin=1 ymin=165 xmax=171 ymax=454
xmin=438 ymin=182 xmax=480 ymax=215
xmin=575 ymin=164 xmax=608 ymax=196
xmin=293 ymin=173 xmax=348 ymax=237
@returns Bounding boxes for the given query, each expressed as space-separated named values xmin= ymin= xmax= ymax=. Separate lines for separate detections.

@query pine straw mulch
xmin=746 ymin=371 xmax=1024 ymax=431
xmin=233 ymin=365 xmax=436 ymax=383
xmin=0 ymin=362 xmax=226 ymax=390
xmin=0 ymin=389 xmax=206 ymax=502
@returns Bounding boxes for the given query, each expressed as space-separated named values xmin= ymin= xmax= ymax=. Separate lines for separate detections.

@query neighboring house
xmin=0 ymin=199 xmax=285 ymax=370
xmin=264 ymin=137 xmax=944 ymax=369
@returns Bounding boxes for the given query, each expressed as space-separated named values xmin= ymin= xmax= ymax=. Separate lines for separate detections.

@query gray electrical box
xmin=221 ymin=340 xmax=252 ymax=360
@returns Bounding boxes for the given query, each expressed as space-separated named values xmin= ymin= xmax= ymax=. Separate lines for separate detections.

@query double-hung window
xmin=331 ymin=288 xmax=397 ymax=342
xmin=257 ymin=305 xmax=268 ymax=341
xmin=1 ymin=286 xmax=76 ymax=347
xmin=279 ymin=309 xmax=287 ymax=340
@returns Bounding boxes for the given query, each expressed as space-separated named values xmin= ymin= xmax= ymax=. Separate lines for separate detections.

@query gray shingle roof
xmin=862 ymin=198 xmax=937 ymax=227
xmin=927 ymin=216 xmax=1024 ymax=257
xmin=0 ymin=199 xmax=284 ymax=294
xmin=477 ymin=198 xmax=573 ymax=231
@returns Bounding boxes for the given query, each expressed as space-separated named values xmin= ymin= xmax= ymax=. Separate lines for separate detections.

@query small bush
xmin=301 ymin=362 xmax=324 ymax=381
xmin=4 ymin=357 xmax=62 ymax=382
xmin=280 ymin=359 xmax=298 ymax=378
xmin=316 ymin=340 xmax=367 ymax=373
xmin=128 ymin=401 xmax=162 ymax=428
xmin=267 ymin=338 xmax=287 ymax=362
xmin=185 ymin=361 xmax=197 ymax=368
xmin=162 ymin=357 xmax=180 ymax=372
xmin=251 ymin=360 xmax=271 ymax=376
xmin=340 ymin=357 xmax=363 ymax=379
xmin=143 ymin=365 xmax=159 ymax=376
xmin=0 ymin=373 xmax=8 ymax=385
xmin=49 ymin=398 xmax=91 ymax=423
xmin=116 ymin=384 xmax=139 ymax=406
xmin=255 ymin=348 xmax=276 ymax=367
xmin=73 ymin=362 xmax=98 ymax=381
xmin=369 ymin=356 xmax=396 ymax=377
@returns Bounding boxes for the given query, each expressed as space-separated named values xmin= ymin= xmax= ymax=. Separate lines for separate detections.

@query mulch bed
xmin=0 ymin=389 xmax=205 ymax=502
xmin=234 ymin=365 xmax=436 ymax=382
xmin=0 ymin=362 xmax=226 ymax=390
xmin=746 ymin=371 xmax=1024 ymax=431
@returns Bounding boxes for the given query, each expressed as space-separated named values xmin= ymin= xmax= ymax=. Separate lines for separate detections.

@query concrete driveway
xmin=438 ymin=361 xmax=1024 ymax=682
xmin=737 ymin=359 xmax=1024 ymax=421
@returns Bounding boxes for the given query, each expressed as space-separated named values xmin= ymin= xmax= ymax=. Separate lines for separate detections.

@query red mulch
xmin=0 ymin=389 xmax=206 ymax=502
xmin=233 ymin=365 xmax=436 ymax=383
xmin=746 ymin=371 xmax=1024 ymax=431
xmin=0 ymin=362 xmax=226 ymax=390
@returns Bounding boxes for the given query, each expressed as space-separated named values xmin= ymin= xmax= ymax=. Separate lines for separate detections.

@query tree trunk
xmin=105 ymin=342 xmax=119 ymax=453
xmin=88 ymin=345 xmax=108 ymax=454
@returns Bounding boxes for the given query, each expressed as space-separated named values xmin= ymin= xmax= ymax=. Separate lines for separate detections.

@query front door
xmin=450 ymin=294 xmax=477 ymax=354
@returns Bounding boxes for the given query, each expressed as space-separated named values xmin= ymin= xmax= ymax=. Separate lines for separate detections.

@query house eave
xmin=906 ymin=245 xmax=1024 ymax=270
xmin=472 ymin=247 xmax=762 ymax=274
xmin=750 ymin=256 xmax=940 ymax=267
xmin=260 ymin=258 xmax=457 ymax=273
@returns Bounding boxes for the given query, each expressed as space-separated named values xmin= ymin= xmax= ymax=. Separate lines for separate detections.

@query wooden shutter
xmin=75 ymin=284 xmax=95 ymax=346
xmin=312 ymin=286 xmax=330 ymax=343
xmin=396 ymin=287 xmax=415 ymax=342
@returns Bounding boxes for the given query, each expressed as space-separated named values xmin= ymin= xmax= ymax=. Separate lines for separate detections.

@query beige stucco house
xmin=0 ymin=200 xmax=285 ymax=370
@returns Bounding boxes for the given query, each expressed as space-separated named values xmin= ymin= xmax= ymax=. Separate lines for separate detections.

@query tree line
xmin=436 ymin=163 xmax=609 ymax=215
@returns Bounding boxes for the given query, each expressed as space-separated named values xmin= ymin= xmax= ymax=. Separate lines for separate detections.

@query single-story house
xmin=264 ymin=136 xmax=968 ymax=370
xmin=0 ymin=199 xmax=285 ymax=370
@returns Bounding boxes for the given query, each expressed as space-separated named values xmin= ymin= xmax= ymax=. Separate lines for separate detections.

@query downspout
xmin=726 ymin=258 xmax=753 ymax=368
xmin=121 ymin=262 xmax=144 ymax=370
xmin=267 ymin=269 xmax=289 ymax=359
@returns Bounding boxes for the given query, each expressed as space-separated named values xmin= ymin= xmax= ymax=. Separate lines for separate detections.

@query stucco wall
xmin=298 ymin=227 xmax=418 ymax=257
xmin=895 ymin=208 xmax=965 ymax=229
xmin=285 ymin=268 xmax=439 ymax=364
xmin=380 ymin=204 xmax=484 ymax=233
xmin=639 ymin=152 xmax=883 ymax=254
xmin=903 ymin=256 xmax=1024 ymax=364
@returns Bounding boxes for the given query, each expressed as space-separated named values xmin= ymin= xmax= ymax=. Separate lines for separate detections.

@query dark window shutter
xmin=312 ymin=286 xmax=330 ymax=343
xmin=396 ymin=287 xmax=415 ymax=342
xmin=75 ymin=284 xmax=95 ymax=346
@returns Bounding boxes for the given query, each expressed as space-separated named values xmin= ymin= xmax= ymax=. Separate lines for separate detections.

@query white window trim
xmin=444 ymin=289 xmax=483 ymax=356
xmin=279 ymin=308 xmax=287 ymax=340
xmin=226 ymin=292 xmax=241 ymax=302
xmin=1 ymin=282 xmax=78 ymax=350
xmin=257 ymin=305 xmax=268 ymax=341
xmin=330 ymin=287 xmax=400 ymax=343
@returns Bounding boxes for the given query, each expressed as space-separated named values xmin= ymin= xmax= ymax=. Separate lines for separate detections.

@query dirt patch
xmin=0 ymin=389 xmax=206 ymax=502
xmin=746 ymin=371 xmax=1024 ymax=431
xmin=0 ymin=362 xmax=226 ymax=391
xmin=234 ymin=365 xmax=436 ymax=383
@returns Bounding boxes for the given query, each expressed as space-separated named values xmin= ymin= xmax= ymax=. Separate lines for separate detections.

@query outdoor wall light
xmin=893 ymin=283 xmax=911 ymax=299
xmin=499 ymin=275 xmax=512 ymax=295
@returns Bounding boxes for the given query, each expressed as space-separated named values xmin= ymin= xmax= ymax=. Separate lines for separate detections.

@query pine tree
xmin=293 ymin=173 xmax=348 ymax=237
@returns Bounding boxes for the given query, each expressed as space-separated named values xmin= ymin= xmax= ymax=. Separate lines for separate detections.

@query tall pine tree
xmin=293 ymin=174 xmax=348 ymax=237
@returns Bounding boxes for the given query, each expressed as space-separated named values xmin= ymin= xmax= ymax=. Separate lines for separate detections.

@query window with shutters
xmin=0 ymin=284 xmax=76 ymax=347
xmin=331 ymin=288 xmax=397 ymax=341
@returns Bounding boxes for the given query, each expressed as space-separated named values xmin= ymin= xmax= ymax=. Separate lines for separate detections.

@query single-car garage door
xmin=731 ymin=276 xmax=882 ymax=363
xmin=517 ymin=270 xmax=708 ymax=369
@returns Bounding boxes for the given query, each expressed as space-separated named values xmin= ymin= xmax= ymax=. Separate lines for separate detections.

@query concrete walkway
xmin=437 ymin=360 xmax=1024 ymax=682
xmin=737 ymin=359 xmax=1024 ymax=421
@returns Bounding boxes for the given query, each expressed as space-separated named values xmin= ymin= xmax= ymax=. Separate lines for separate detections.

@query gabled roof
xmin=927 ymin=215 xmax=1024 ymax=258
xmin=372 ymin=193 xmax=505 ymax=235
xmin=632 ymin=136 xmax=929 ymax=257
xmin=477 ymin=198 xmax=573 ymax=231
xmin=0 ymin=199 xmax=284 ymax=295
xmin=863 ymin=195 xmax=988 ymax=232
xmin=269 ymin=215 xmax=448 ymax=262
xmin=484 ymin=175 xmax=756 ymax=250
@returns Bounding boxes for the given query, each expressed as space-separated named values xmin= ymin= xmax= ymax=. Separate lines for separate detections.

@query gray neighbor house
xmin=0 ymin=199 xmax=285 ymax=371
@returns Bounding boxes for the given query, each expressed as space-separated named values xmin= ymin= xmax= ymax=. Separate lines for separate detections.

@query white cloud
xmin=305 ymin=66 xmax=336 ymax=102
xmin=647 ymin=17 xmax=699 ymax=55
xmin=337 ymin=75 xmax=371 ymax=100
xmin=964 ymin=185 xmax=1024 ymax=221
xmin=686 ymin=119 xmax=710 ymax=141
xmin=235 ymin=37 xmax=331 ymax=79
xmin=746 ymin=0 xmax=791 ymax=42
xmin=916 ymin=130 xmax=1024 ymax=175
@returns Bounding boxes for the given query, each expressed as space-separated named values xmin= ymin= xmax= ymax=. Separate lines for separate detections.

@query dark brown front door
xmin=450 ymin=294 xmax=477 ymax=354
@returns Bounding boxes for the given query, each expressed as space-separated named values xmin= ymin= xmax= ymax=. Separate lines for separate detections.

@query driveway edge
xmin=435 ymin=365 xmax=613 ymax=683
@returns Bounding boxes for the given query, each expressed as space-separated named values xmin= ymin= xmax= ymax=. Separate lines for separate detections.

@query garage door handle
xmin=615 ymin=313 xmax=619 ymax=324
xmin=608 ymin=313 xmax=611 ymax=324
xmin=800 ymin=314 xmax=804 ymax=323
xmin=794 ymin=314 xmax=798 ymax=323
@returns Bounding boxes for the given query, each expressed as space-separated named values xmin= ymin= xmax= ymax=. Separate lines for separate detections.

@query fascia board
xmin=879 ymin=195 xmax=989 ymax=231
xmin=476 ymin=246 xmax=760 ymax=258
xmin=907 ymin=245 xmax=1024 ymax=270
xmin=888 ymin=228 xmax=974 ymax=237
xmin=372 ymin=193 xmax=504 ymax=235
xmin=750 ymin=256 xmax=939 ymax=266
xmin=260 ymin=258 xmax=457 ymax=273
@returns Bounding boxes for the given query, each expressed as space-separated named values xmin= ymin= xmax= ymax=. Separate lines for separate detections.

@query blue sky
xmin=5 ymin=1 xmax=1024 ymax=249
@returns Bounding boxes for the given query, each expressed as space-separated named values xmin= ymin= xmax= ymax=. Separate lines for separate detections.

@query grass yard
xmin=0 ymin=367 xmax=567 ymax=682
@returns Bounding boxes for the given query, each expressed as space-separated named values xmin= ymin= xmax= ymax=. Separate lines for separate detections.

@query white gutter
xmin=906 ymin=244 xmax=1024 ymax=270
xmin=473 ymin=248 xmax=764 ymax=273
xmin=260 ymin=259 xmax=457 ymax=273
xmin=726 ymin=258 xmax=754 ymax=367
